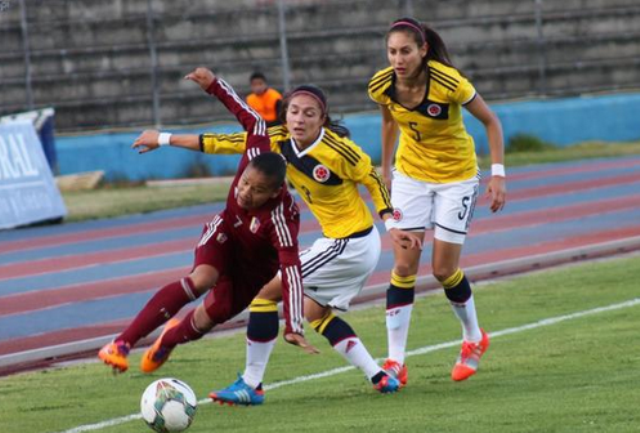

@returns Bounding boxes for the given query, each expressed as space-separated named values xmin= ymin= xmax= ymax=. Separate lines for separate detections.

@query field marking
xmin=54 ymin=297 xmax=640 ymax=433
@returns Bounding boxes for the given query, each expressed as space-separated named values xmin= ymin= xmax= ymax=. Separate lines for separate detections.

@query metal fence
xmin=1 ymin=0 xmax=639 ymax=131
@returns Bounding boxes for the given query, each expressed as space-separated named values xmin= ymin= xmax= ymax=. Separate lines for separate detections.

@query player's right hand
xmin=184 ymin=67 xmax=216 ymax=91
xmin=284 ymin=332 xmax=320 ymax=355
xmin=132 ymin=130 xmax=160 ymax=154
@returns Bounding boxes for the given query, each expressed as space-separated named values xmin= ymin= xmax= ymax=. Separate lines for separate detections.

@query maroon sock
xmin=117 ymin=277 xmax=198 ymax=347
xmin=160 ymin=310 xmax=206 ymax=349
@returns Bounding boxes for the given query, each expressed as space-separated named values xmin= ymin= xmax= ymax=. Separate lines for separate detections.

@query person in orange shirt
xmin=246 ymin=72 xmax=283 ymax=127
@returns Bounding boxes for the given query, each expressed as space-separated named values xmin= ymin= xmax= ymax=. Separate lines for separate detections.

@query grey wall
xmin=1 ymin=0 xmax=639 ymax=132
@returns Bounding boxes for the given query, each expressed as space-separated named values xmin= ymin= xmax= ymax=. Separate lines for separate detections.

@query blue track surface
xmin=1 ymin=156 xmax=639 ymax=361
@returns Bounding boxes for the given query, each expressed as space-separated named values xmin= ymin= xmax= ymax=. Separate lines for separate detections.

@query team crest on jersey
xmin=312 ymin=164 xmax=330 ymax=183
xmin=393 ymin=208 xmax=403 ymax=221
xmin=427 ymin=103 xmax=442 ymax=117
xmin=216 ymin=233 xmax=228 ymax=244
xmin=250 ymin=216 xmax=261 ymax=233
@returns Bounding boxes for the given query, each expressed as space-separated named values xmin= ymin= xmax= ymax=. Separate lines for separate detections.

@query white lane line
xmin=55 ymin=297 xmax=640 ymax=433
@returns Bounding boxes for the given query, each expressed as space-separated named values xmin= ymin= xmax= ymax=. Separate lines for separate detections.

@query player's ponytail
xmin=324 ymin=117 xmax=350 ymax=138
xmin=422 ymin=24 xmax=455 ymax=69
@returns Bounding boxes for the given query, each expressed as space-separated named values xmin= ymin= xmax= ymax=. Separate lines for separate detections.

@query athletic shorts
xmin=386 ymin=171 xmax=480 ymax=244
xmin=193 ymin=214 xmax=275 ymax=324
xmin=193 ymin=214 xmax=231 ymax=273
xmin=302 ymin=226 xmax=381 ymax=311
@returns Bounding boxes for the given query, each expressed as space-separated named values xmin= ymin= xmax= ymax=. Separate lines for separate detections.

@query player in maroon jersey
xmin=98 ymin=69 xmax=312 ymax=378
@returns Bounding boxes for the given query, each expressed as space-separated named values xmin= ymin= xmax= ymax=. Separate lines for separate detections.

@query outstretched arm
xmin=186 ymin=68 xmax=269 ymax=159
xmin=185 ymin=67 xmax=266 ymax=138
xmin=132 ymin=131 xmax=200 ymax=154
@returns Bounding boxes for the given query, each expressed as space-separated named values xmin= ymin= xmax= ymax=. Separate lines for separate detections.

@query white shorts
xmin=386 ymin=171 xmax=480 ymax=244
xmin=301 ymin=226 xmax=381 ymax=311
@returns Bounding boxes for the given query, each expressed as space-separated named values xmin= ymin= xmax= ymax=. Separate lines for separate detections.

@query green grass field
xmin=60 ymin=141 xmax=640 ymax=222
xmin=61 ymin=182 xmax=231 ymax=223
xmin=2 ymin=255 xmax=639 ymax=433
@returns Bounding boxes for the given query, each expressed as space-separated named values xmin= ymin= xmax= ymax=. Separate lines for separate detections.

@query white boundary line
xmin=6 ymin=236 xmax=640 ymax=370
xmin=54 ymin=297 xmax=640 ymax=433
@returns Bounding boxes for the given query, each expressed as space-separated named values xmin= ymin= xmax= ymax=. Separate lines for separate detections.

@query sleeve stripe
xmin=324 ymin=134 xmax=361 ymax=163
xmin=430 ymin=74 xmax=457 ymax=93
xmin=268 ymin=125 xmax=286 ymax=137
xmin=323 ymin=140 xmax=357 ymax=166
xmin=430 ymin=68 xmax=460 ymax=86
xmin=197 ymin=215 xmax=223 ymax=247
xmin=285 ymin=265 xmax=304 ymax=334
xmin=323 ymin=135 xmax=360 ymax=167
xmin=253 ymin=118 xmax=266 ymax=136
xmin=369 ymin=169 xmax=393 ymax=209
xmin=216 ymin=134 xmax=246 ymax=143
xmin=218 ymin=79 xmax=268 ymax=137
xmin=368 ymin=69 xmax=394 ymax=90
xmin=247 ymin=147 xmax=262 ymax=160
xmin=271 ymin=203 xmax=293 ymax=247
xmin=369 ymin=74 xmax=394 ymax=94
xmin=288 ymin=265 xmax=303 ymax=332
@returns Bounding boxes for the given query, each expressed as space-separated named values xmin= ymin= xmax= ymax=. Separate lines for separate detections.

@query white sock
xmin=333 ymin=337 xmax=381 ymax=380
xmin=450 ymin=294 xmax=482 ymax=342
xmin=242 ymin=337 xmax=276 ymax=389
xmin=386 ymin=304 xmax=413 ymax=364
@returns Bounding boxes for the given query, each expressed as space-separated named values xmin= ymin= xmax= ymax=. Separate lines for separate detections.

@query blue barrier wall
xmin=56 ymin=92 xmax=640 ymax=181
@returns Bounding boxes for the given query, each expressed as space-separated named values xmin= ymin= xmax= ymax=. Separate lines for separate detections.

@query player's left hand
xmin=486 ymin=176 xmax=506 ymax=213
xmin=284 ymin=333 xmax=320 ymax=355
xmin=389 ymin=228 xmax=423 ymax=250
xmin=184 ymin=67 xmax=216 ymax=91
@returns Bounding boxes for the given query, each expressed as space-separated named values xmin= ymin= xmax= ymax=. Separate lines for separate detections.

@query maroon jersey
xmin=196 ymin=78 xmax=303 ymax=335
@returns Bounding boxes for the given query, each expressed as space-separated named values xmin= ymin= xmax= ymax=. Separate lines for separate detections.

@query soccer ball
xmin=140 ymin=378 xmax=198 ymax=433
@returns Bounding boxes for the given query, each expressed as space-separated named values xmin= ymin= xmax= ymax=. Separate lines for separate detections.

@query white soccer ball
xmin=140 ymin=378 xmax=198 ymax=433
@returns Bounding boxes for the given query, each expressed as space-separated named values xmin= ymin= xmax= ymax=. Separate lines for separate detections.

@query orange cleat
xmin=382 ymin=359 xmax=408 ymax=387
xmin=140 ymin=319 xmax=180 ymax=373
xmin=452 ymin=329 xmax=490 ymax=381
xmin=98 ymin=340 xmax=131 ymax=373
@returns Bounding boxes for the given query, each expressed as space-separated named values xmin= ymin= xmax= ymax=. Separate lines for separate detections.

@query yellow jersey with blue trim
xmin=201 ymin=125 xmax=393 ymax=239
xmin=368 ymin=60 xmax=478 ymax=183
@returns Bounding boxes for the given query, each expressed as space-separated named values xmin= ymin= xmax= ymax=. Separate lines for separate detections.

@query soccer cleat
xmin=451 ymin=329 xmax=490 ymax=381
xmin=383 ymin=359 xmax=408 ymax=387
xmin=209 ymin=374 xmax=265 ymax=406
xmin=98 ymin=340 xmax=131 ymax=373
xmin=140 ymin=318 xmax=180 ymax=373
xmin=373 ymin=373 xmax=401 ymax=394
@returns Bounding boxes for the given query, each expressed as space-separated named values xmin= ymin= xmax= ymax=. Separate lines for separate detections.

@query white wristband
xmin=158 ymin=132 xmax=172 ymax=147
xmin=491 ymin=163 xmax=506 ymax=177
xmin=384 ymin=217 xmax=396 ymax=232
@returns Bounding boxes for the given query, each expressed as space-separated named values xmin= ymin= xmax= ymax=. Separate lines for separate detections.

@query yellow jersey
xmin=368 ymin=60 xmax=478 ymax=183
xmin=201 ymin=125 xmax=393 ymax=239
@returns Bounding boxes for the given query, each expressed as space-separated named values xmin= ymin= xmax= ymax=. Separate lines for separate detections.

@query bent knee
xmin=393 ymin=262 xmax=418 ymax=277
xmin=432 ymin=266 xmax=458 ymax=283
xmin=189 ymin=267 xmax=219 ymax=294
xmin=194 ymin=304 xmax=215 ymax=331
